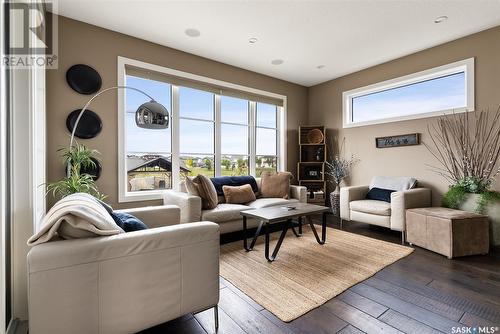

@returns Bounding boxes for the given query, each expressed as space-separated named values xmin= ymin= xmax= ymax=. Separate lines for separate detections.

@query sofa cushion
xmin=211 ymin=176 xmax=259 ymax=197
xmin=260 ymin=172 xmax=292 ymax=199
xmin=190 ymin=175 xmax=218 ymax=210
xmin=369 ymin=176 xmax=417 ymax=191
xmin=110 ymin=212 xmax=148 ymax=232
xmin=223 ymin=184 xmax=256 ymax=204
xmin=350 ymin=200 xmax=391 ymax=216
xmin=201 ymin=204 xmax=251 ymax=223
xmin=247 ymin=198 xmax=299 ymax=209
xmin=366 ymin=187 xmax=395 ymax=203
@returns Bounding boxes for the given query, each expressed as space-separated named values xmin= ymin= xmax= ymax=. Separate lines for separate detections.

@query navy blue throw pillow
xmin=366 ymin=187 xmax=395 ymax=203
xmin=210 ymin=176 xmax=259 ymax=196
xmin=110 ymin=212 xmax=148 ymax=232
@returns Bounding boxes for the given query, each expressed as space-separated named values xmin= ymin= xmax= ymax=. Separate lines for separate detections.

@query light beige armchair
xmin=27 ymin=205 xmax=220 ymax=334
xmin=340 ymin=178 xmax=431 ymax=243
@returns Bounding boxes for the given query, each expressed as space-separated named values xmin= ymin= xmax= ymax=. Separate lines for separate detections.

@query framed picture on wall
xmin=376 ymin=133 xmax=420 ymax=148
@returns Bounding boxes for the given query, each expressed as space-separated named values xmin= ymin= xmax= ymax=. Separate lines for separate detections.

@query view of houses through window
xmin=125 ymin=73 xmax=281 ymax=193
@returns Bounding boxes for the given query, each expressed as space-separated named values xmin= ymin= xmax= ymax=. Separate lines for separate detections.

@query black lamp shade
xmin=135 ymin=101 xmax=169 ymax=129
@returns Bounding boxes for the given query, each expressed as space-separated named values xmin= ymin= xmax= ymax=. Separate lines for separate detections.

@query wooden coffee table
xmin=240 ymin=203 xmax=330 ymax=262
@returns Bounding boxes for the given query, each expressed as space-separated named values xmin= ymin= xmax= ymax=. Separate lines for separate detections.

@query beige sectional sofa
xmin=163 ymin=178 xmax=307 ymax=234
xmin=27 ymin=205 xmax=220 ymax=334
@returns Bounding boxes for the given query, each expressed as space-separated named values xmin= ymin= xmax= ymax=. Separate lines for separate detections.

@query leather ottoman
xmin=406 ymin=207 xmax=489 ymax=258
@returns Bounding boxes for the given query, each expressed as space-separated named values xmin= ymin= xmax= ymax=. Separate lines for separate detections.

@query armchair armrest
xmin=28 ymin=222 xmax=220 ymax=334
xmin=163 ymin=190 xmax=202 ymax=223
xmin=116 ymin=205 xmax=180 ymax=228
xmin=391 ymin=188 xmax=431 ymax=231
xmin=340 ymin=185 xmax=369 ymax=220
xmin=290 ymin=185 xmax=307 ymax=203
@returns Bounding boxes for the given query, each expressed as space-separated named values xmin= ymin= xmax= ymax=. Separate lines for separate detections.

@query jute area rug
xmin=220 ymin=226 xmax=413 ymax=322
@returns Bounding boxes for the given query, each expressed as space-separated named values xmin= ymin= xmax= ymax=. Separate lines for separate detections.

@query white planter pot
xmin=459 ymin=193 xmax=500 ymax=247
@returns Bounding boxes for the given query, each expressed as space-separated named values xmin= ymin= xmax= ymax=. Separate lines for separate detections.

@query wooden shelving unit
xmin=298 ymin=126 xmax=326 ymax=205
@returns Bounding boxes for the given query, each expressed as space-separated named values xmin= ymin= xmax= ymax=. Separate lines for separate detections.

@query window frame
xmin=118 ymin=56 xmax=287 ymax=203
xmin=342 ymin=58 xmax=475 ymax=128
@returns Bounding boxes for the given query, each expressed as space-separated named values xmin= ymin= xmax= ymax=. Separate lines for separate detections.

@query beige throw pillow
xmin=260 ymin=172 xmax=292 ymax=199
xmin=223 ymin=184 xmax=256 ymax=204
xmin=186 ymin=174 xmax=218 ymax=210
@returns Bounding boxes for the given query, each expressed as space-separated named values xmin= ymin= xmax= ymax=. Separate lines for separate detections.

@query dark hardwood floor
xmin=144 ymin=216 xmax=500 ymax=334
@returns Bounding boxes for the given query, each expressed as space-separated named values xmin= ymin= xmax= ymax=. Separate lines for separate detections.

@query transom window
xmin=343 ymin=58 xmax=474 ymax=128
xmin=118 ymin=57 xmax=285 ymax=202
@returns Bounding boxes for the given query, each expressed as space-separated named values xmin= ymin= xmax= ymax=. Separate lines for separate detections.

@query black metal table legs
xmin=243 ymin=213 xmax=327 ymax=262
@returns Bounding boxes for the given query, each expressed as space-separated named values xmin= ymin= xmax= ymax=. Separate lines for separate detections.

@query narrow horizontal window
xmin=343 ymin=58 xmax=474 ymax=128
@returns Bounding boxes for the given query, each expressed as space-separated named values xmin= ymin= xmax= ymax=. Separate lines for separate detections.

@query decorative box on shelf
xmin=298 ymin=126 xmax=326 ymax=205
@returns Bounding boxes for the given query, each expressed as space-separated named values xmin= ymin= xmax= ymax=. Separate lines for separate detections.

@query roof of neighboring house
xmin=127 ymin=156 xmax=190 ymax=173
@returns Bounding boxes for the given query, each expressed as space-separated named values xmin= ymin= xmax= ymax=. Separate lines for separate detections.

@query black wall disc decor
xmin=80 ymin=157 xmax=102 ymax=181
xmin=66 ymin=109 xmax=103 ymax=139
xmin=66 ymin=64 xmax=102 ymax=95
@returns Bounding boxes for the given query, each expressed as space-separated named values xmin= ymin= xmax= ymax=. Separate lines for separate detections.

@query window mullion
xmin=171 ymin=85 xmax=180 ymax=190
xmin=249 ymin=101 xmax=256 ymax=176
xmin=214 ymin=94 xmax=221 ymax=177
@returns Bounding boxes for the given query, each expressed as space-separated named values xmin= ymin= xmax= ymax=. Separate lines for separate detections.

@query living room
xmin=1 ymin=1 xmax=500 ymax=333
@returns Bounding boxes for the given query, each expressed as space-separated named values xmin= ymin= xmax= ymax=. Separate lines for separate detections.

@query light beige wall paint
xmin=308 ymin=26 xmax=500 ymax=204
xmin=46 ymin=16 xmax=308 ymax=209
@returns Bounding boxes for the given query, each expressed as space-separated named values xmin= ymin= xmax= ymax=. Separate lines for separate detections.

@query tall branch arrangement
xmin=425 ymin=108 xmax=500 ymax=193
xmin=324 ymin=137 xmax=359 ymax=188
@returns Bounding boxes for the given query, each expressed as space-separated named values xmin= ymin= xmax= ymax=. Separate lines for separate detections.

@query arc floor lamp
xmin=68 ymin=85 xmax=170 ymax=174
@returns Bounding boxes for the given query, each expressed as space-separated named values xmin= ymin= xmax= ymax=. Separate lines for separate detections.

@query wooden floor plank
xmin=141 ymin=315 xmax=207 ymax=334
xmin=194 ymin=306 xmax=246 ymax=334
xmin=350 ymin=283 xmax=462 ymax=333
xmin=324 ymin=299 xmax=403 ymax=334
xmin=459 ymin=312 xmax=500 ymax=327
xmin=428 ymin=279 xmax=500 ymax=307
xmin=364 ymin=277 xmax=464 ymax=321
xmin=220 ymin=276 xmax=265 ymax=311
xmin=287 ymin=305 xmax=347 ymax=334
xmin=378 ymin=309 xmax=443 ymax=334
xmin=336 ymin=325 xmax=365 ymax=334
xmin=259 ymin=310 xmax=298 ymax=334
xmin=218 ymin=287 xmax=286 ymax=334
xmin=337 ymin=290 xmax=388 ymax=318
xmin=375 ymin=266 xmax=500 ymax=323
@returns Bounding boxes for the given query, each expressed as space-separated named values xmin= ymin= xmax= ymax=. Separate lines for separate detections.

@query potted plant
xmin=324 ymin=138 xmax=358 ymax=216
xmin=426 ymin=108 xmax=500 ymax=245
xmin=47 ymin=143 xmax=106 ymax=200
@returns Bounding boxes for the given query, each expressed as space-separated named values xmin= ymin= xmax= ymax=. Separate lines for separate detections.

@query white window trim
xmin=342 ymin=58 xmax=475 ymax=128
xmin=117 ymin=56 xmax=287 ymax=203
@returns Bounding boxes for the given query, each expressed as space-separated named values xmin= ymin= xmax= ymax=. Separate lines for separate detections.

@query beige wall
xmin=47 ymin=16 xmax=308 ymax=209
xmin=308 ymin=26 xmax=500 ymax=204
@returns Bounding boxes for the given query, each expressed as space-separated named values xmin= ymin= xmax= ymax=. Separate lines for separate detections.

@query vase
xmin=459 ymin=193 xmax=500 ymax=247
xmin=330 ymin=186 xmax=341 ymax=217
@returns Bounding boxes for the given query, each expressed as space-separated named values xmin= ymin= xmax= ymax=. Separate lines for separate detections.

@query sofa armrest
xmin=391 ymin=188 xmax=431 ymax=231
xmin=163 ymin=190 xmax=202 ymax=223
xmin=28 ymin=222 xmax=220 ymax=334
xmin=340 ymin=185 xmax=369 ymax=220
xmin=116 ymin=205 xmax=180 ymax=229
xmin=290 ymin=185 xmax=307 ymax=203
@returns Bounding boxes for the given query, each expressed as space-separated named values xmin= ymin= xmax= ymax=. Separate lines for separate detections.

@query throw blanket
xmin=28 ymin=193 xmax=124 ymax=246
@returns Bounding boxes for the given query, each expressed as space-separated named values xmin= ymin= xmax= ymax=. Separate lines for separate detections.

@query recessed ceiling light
xmin=185 ymin=28 xmax=201 ymax=37
xmin=317 ymin=65 xmax=325 ymax=69
xmin=434 ymin=16 xmax=448 ymax=23
xmin=248 ymin=37 xmax=258 ymax=44
xmin=271 ymin=59 xmax=284 ymax=65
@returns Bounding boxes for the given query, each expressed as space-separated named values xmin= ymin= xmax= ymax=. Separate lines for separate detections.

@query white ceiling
xmin=56 ymin=0 xmax=500 ymax=87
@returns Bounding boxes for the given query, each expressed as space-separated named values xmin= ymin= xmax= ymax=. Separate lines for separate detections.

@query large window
xmin=342 ymin=58 xmax=474 ymax=128
xmin=118 ymin=57 xmax=286 ymax=202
